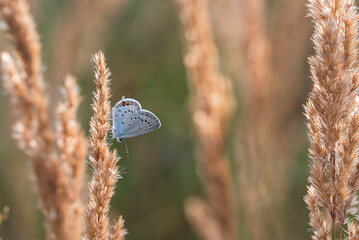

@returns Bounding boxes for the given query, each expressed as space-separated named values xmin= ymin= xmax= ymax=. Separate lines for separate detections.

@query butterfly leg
xmin=122 ymin=139 xmax=129 ymax=156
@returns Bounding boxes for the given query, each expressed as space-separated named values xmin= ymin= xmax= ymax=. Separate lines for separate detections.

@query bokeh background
xmin=0 ymin=0 xmax=314 ymax=239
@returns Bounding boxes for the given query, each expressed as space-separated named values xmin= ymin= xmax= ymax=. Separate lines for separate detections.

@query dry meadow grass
xmin=2 ymin=0 xmax=359 ymax=239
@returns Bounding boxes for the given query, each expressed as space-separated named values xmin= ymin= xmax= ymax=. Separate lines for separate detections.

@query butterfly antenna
xmin=123 ymin=139 xmax=129 ymax=156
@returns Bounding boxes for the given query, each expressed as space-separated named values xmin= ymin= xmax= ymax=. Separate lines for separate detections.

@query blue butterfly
xmin=112 ymin=97 xmax=161 ymax=143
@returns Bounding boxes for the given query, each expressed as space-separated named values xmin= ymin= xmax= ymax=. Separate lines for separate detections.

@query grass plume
xmin=305 ymin=0 xmax=359 ymax=238
xmin=0 ymin=0 xmax=87 ymax=239
xmin=56 ymin=74 xmax=88 ymax=239
xmin=83 ymin=51 xmax=127 ymax=240
xmin=175 ymin=0 xmax=236 ymax=239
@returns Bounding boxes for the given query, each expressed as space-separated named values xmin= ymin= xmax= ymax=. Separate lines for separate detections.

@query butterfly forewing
xmin=113 ymin=98 xmax=141 ymax=139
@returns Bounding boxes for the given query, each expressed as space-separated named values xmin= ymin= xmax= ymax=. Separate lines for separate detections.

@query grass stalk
xmin=175 ymin=0 xmax=236 ymax=239
xmin=0 ymin=0 xmax=88 ymax=239
xmin=305 ymin=0 xmax=359 ymax=238
xmin=83 ymin=51 xmax=127 ymax=240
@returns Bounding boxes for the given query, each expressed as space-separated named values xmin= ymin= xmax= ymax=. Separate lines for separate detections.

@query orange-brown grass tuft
xmin=0 ymin=0 xmax=52 ymax=154
xmin=175 ymin=0 xmax=236 ymax=239
xmin=207 ymin=0 xmax=309 ymax=238
xmin=110 ymin=216 xmax=128 ymax=240
xmin=305 ymin=0 xmax=359 ymax=238
xmin=56 ymin=74 xmax=88 ymax=239
xmin=235 ymin=0 xmax=295 ymax=238
xmin=83 ymin=51 xmax=127 ymax=240
xmin=0 ymin=0 xmax=88 ymax=239
xmin=184 ymin=197 xmax=223 ymax=240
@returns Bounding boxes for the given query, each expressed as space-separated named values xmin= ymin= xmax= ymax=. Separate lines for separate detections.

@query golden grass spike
xmin=0 ymin=0 xmax=53 ymax=153
xmin=305 ymin=0 xmax=359 ymax=238
xmin=83 ymin=51 xmax=125 ymax=240
xmin=0 ymin=0 xmax=63 ymax=236
xmin=0 ymin=1 xmax=88 ymax=239
xmin=56 ymin=74 xmax=88 ymax=240
xmin=110 ymin=216 xmax=128 ymax=240
xmin=184 ymin=197 xmax=223 ymax=240
xmin=175 ymin=0 xmax=236 ymax=239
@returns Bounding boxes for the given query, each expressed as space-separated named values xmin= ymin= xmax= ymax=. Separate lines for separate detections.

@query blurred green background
xmin=0 ymin=0 xmax=313 ymax=239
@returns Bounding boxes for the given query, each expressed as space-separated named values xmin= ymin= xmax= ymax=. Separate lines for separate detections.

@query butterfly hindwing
xmin=121 ymin=110 xmax=161 ymax=138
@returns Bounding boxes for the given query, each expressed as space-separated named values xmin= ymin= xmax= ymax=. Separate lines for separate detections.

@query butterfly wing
xmin=120 ymin=109 xmax=161 ymax=138
xmin=112 ymin=98 xmax=141 ymax=139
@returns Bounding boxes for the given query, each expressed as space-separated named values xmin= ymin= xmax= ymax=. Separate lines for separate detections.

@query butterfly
xmin=112 ymin=97 xmax=161 ymax=143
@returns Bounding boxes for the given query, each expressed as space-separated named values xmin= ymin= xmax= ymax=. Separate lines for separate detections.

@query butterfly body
xmin=112 ymin=97 xmax=161 ymax=141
